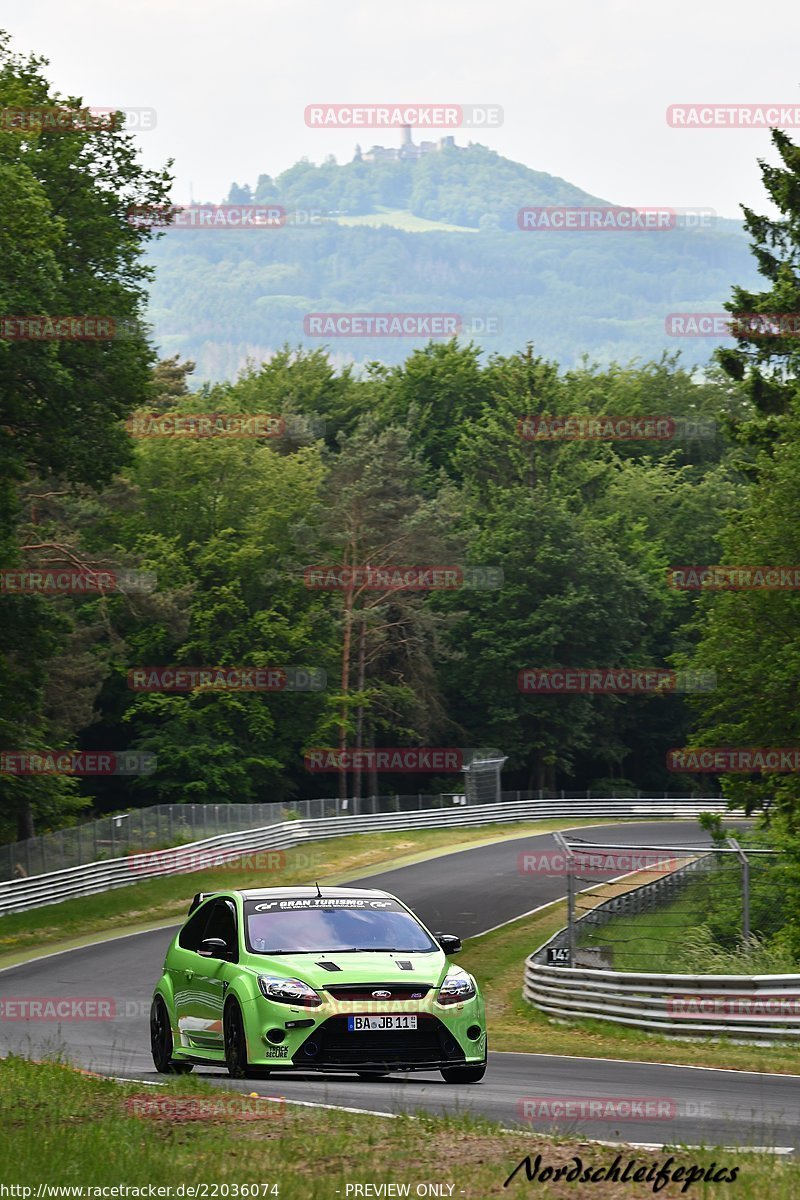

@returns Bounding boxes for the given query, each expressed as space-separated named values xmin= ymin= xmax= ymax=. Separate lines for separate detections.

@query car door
xmin=169 ymin=900 xmax=218 ymax=1053
xmin=188 ymin=898 xmax=239 ymax=1053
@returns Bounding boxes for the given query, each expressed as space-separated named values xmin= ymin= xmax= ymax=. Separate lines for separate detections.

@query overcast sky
xmin=8 ymin=0 xmax=800 ymax=217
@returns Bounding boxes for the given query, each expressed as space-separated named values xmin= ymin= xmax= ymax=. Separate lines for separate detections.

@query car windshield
xmin=243 ymin=897 xmax=438 ymax=954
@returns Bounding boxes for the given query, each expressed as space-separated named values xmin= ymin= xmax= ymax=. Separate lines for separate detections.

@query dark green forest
xmin=3 ymin=29 xmax=800 ymax=910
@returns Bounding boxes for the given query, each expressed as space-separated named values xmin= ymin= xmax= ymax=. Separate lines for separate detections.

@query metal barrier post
xmin=566 ymin=859 xmax=576 ymax=964
xmin=553 ymin=832 xmax=576 ymax=964
xmin=728 ymin=837 xmax=750 ymax=944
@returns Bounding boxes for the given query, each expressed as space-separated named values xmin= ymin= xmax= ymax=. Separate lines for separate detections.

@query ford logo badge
xmin=372 ymin=990 xmax=392 ymax=999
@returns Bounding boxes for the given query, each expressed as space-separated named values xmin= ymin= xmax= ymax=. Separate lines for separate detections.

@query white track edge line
xmin=109 ymin=1077 xmax=795 ymax=1154
xmin=488 ymin=1050 xmax=800 ymax=1079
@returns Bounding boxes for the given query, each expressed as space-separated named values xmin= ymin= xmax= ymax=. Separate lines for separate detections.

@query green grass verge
xmin=0 ymin=820 xmax=604 ymax=967
xmin=578 ymin=899 xmax=707 ymax=972
xmin=2 ymin=1057 xmax=797 ymax=1198
xmin=577 ymin=878 xmax=798 ymax=974
xmin=459 ymin=903 xmax=800 ymax=1076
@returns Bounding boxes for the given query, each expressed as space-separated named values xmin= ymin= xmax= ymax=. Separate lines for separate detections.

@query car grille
xmin=292 ymin=1015 xmax=464 ymax=1071
xmin=324 ymin=985 xmax=432 ymax=1002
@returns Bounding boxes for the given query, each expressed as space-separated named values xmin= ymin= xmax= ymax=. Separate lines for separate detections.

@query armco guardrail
xmin=524 ymin=959 xmax=800 ymax=1041
xmin=0 ymin=794 xmax=735 ymax=916
xmin=524 ymin=860 xmax=800 ymax=1042
xmin=0 ymin=789 xmax=726 ymax=882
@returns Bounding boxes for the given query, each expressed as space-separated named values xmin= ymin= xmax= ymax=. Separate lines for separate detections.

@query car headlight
xmin=436 ymin=967 xmax=476 ymax=1006
xmin=258 ymin=976 xmax=322 ymax=1007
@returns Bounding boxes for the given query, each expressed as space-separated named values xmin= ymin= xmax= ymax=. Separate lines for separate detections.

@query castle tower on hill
xmin=358 ymin=125 xmax=460 ymax=163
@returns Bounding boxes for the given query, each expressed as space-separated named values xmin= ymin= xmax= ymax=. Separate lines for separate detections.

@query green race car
xmin=150 ymin=885 xmax=487 ymax=1083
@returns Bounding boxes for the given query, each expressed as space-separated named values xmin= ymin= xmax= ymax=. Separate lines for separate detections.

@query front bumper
xmin=292 ymin=1013 xmax=468 ymax=1071
xmin=242 ymin=990 xmax=486 ymax=1072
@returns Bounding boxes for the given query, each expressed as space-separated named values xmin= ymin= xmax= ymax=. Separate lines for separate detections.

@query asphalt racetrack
xmin=2 ymin=819 xmax=798 ymax=1152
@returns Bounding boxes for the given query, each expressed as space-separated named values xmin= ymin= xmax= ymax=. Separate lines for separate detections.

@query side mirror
xmin=435 ymin=932 xmax=462 ymax=955
xmin=199 ymin=937 xmax=230 ymax=959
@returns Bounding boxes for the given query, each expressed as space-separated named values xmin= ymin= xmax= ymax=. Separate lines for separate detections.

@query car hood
xmin=241 ymin=949 xmax=449 ymax=988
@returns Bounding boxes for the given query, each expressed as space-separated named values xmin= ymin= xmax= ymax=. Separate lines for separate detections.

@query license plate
xmin=347 ymin=1014 xmax=418 ymax=1031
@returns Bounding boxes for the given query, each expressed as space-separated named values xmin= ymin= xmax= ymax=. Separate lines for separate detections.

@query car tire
xmin=224 ymin=998 xmax=263 ymax=1078
xmin=440 ymin=1037 xmax=488 ymax=1085
xmin=150 ymin=995 xmax=193 ymax=1074
xmin=440 ymin=1060 xmax=487 ymax=1084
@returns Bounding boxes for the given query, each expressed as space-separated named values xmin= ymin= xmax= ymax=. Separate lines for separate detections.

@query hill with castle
xmin=146 ymin=136 xmax=757 ymax=380
xmin=223 ymin=131 xmax=606 ymax=230
xmin=355 ymin=124 xmax=463 ymax=162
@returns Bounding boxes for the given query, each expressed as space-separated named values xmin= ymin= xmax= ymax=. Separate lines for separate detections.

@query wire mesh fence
xmin=0 ymin=788 xmax=725 ymax=884
xmin=560 ymin=838 xmax=787 ymax=973
xmin=0 ymin=792 xmax=483 ymax=880
xmin=464 ymin=757 xmax=507 ymax=805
